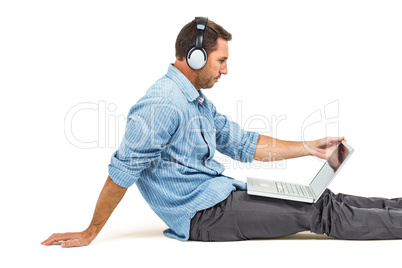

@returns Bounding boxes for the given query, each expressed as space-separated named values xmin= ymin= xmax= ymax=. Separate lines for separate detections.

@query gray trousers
xmin=189 ymin=189 xmax=402 ymax=241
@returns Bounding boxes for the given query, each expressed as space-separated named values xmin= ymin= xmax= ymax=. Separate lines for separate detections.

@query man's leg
xmin=333 ymin=191 xmax=402 ymax=209
xmin=312 ymin=189 xmax=402 ymax=240
xmin=190 ymin=190 xmax=316 ymax=241
xmin=189 ymin=189 xmax=402 ymax=241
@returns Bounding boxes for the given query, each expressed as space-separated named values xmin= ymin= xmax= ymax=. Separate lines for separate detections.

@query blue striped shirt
xmin=108 ymin=64 xmax=259 ymax=241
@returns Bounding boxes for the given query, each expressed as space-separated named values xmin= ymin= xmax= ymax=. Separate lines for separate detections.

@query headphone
xmin=186 ymin=17 xmax=208 ymax=70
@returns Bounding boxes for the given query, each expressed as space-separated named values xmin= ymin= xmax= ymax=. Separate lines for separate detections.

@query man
xmin=42 ymin=17 xmax=402 ymax=247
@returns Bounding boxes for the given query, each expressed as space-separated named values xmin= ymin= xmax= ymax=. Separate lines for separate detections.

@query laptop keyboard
xmin=275 ymin=182 xmax=314 ymax=198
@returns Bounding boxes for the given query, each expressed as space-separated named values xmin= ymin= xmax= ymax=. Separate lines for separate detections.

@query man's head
xmin=174 ymin=18 xmax=232 ymax=90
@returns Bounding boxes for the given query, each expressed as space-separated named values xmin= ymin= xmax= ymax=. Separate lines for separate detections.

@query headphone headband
xmin=195 ymin=17 xmax=207 ymax=49
xmin=195 ymin=17 xmax=208 ymax=30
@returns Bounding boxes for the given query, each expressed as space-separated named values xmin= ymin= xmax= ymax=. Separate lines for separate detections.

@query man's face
xmin=194 ymin=37 xmax=229 ymax=89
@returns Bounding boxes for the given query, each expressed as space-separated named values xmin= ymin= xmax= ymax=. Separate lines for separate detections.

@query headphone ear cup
xmin=186 ymin=47 xmax=207 ymax=70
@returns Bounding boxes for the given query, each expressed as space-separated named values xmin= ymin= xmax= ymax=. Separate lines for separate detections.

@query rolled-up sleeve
xmin=108 ymin=96 xmax=179 ymax=188
xmin=212 ymin=103 xmax=259 ymax=163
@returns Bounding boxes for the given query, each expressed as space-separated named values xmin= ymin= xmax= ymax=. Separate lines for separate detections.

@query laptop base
xmin=247 ymin=188 xmax=316 ymax=203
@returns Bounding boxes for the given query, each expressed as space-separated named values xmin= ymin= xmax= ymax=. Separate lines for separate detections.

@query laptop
xmin=247 ymin=140 xmax=354 ymax=203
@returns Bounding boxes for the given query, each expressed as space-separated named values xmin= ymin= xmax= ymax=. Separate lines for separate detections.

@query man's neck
xmin=173 ymin=60 xmax=199 ymax=91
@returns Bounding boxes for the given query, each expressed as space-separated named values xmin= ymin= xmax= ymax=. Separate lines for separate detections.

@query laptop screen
xmin=309 ymin=141 xmax=354 ymax=197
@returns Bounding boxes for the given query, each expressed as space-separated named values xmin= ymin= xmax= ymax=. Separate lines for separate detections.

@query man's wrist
xmin=85 ymin=225 xmax=99 ymax=240
xmin=301 ymin=140 xmax=314 ymax=157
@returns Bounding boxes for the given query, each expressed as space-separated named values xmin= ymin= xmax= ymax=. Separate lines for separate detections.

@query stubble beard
xmin=194 ymin=69 xmax=215 ymax=90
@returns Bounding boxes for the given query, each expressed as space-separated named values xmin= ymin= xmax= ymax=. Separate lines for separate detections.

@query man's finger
xmin=336 ymin=136 xmax=345 ymax=143
xmin=41 ymin=233 xmax=72 ymax=245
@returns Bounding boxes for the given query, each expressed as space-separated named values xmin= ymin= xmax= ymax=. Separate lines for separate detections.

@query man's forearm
xmin=253 ymin=134 xmax=311 ymax=162
xmin=86 ymin=176 xmax=128 ymax=238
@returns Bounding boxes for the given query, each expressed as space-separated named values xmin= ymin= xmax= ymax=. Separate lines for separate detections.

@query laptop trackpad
xmin=252 ymin=179 xmax=278 ymax=193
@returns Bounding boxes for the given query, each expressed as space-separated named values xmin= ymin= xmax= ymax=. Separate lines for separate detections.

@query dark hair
xmin=175 ymin=18 xmax=232 ymax=61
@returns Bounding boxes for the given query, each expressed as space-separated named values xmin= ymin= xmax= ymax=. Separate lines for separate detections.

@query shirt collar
xmin=166 ymin=64 xmax=200 ymax=102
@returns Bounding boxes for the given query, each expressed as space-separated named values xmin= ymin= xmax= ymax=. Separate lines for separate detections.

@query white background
xmin=1 ymin=0 xmax=402 ymax=267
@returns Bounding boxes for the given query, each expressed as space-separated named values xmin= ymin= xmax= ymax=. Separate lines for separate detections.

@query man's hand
xmin=41 ymin=229 xmax=96 ymax=248
xmin=304 ymin=137 xmax=346 ymax=160
xmin=41 ymin=176 xmax=127 ymax=248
